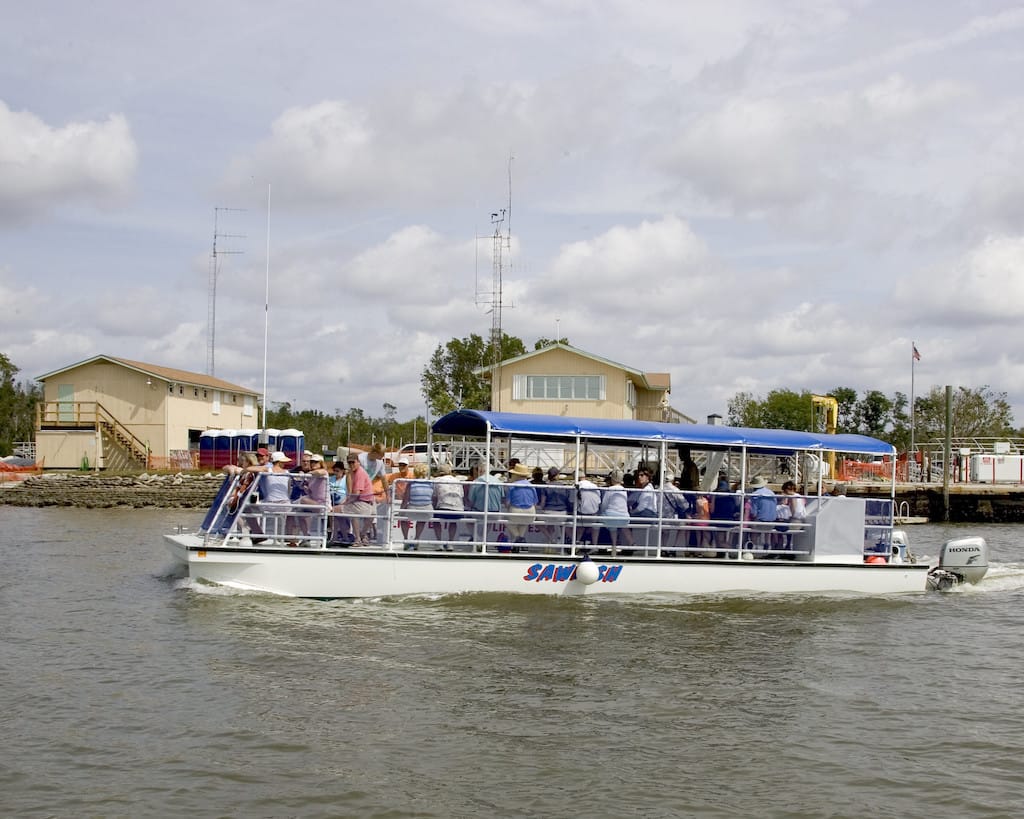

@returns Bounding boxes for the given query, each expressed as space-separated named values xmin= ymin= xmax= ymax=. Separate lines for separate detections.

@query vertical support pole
xmin=943 ymin=385 xmax=952 ymax=522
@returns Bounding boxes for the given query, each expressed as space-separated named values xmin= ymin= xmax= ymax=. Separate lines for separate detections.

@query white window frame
xmin=520 ymin=374 xmax=605 ymax=401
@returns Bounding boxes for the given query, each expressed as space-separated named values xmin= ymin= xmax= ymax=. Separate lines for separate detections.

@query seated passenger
xmin=574 ymin=471 xmax=601 ymax=545
xmin=292 ymin=452 xmax=329 ymax=539
xmin=432 ymin=463 xmax=464 ymax=549
xmin=505 ymin=463 xmax=539 ymax=544
xmin=539 ymin=467 xmax=572 ymax=545
xmin=629 ymin=468 xmax=659 ymax=520
xmin=599 ymin=470 xmax=632 ymax=551
xmin=401 ymin=463 xmax=434 ymax=548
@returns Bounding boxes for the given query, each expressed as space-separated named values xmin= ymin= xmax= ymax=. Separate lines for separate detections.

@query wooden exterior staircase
xmin=37 ymin=401 xmax=150 ymax=470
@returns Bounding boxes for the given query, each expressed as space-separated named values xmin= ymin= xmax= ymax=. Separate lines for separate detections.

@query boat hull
xmin=165 ymin=534 xmax=931 ymax=598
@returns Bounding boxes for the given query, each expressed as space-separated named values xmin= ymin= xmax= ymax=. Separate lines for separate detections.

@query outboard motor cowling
xmin=927 ymin=536 xmax=988 ymax=591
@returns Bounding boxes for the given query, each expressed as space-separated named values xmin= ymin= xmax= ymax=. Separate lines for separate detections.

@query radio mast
xmin=207 ymin=207 xmax=246 ymax=376
xmin=473 ymin=156 xmax=514 ymax=410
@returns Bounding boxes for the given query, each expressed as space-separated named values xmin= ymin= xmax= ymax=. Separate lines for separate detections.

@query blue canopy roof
xmin=432 ymin=409 xmax=894 ymax=456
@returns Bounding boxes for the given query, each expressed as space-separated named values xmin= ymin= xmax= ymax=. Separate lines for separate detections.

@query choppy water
xmin=2 ymin=506 xmax=1023 ymax=818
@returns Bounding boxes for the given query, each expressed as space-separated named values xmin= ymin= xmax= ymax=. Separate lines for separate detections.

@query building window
xmin=212 ymin=390 xmax=221 ymax=415
xmin=625 ymin=381 xmax=637 ymax=408
xmin=243 ymin=395 xmax=255 ymax=417
xmin=194 ymin=388 xmax=199 ymax=397
xmin=231 ymin=394 xmax=237 ymax=403
xmin=168 ymin=384 xmax=174 ymax=394
xmin=203 ymin=389 xmax=208 ymax=399
xmin=178 ymin=385 xmax=184 ymax=396
xmin=516 ymin=375 xmax=605 ymax=400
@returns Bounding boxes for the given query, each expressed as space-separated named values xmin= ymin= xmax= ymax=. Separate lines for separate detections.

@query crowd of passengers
xmin=224 ymin=445 xmax=839 ymax=554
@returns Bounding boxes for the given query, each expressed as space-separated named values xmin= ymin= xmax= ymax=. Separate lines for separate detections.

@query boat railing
xmin=204 ymin=474 xmax=894 ymax=561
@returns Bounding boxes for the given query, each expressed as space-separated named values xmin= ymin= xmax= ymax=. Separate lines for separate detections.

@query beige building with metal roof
xmin=478 ymin=343 xmax=692 ymax=423
xmin=35 ymin=355 xmax=259 ymax=470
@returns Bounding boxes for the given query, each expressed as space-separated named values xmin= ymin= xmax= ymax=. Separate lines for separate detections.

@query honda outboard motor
xmin=926 ymin=536 xmax=988 ymax=591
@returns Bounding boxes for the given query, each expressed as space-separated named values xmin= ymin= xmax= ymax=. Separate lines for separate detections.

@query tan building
xmin=35 ymin=355 xmax=259 ymax=470
xmin=479 ymin=343 xmax=692 ymax=423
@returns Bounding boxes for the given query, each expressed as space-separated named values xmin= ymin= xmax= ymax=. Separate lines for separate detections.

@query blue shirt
xmin=406 ymin=479 xmax=433 ymax=507
xmin=541 ymin=483 xmax=571 ymax=513
xmin=469 ymin=475 xmax=502 ymax=512
xmin=508 ymin=480 xmax=538 ymax=509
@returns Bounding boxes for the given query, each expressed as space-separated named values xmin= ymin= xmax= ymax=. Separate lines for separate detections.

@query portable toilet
xmin=198 ymin=430 xmax=220 ymax=469
xmin=254 ymin=428 xmax=280 ymax=453
xmin=234 ymin=429 xmax=258 ymax=456
xmin=278 ymin=428 xmax=304 ymax=464
xmin=214 ymin=429 xmax=237 ymax=468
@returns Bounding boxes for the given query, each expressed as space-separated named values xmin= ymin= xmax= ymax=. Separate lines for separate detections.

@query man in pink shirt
xmin=338 ymin=455 xmax=375 ymax=545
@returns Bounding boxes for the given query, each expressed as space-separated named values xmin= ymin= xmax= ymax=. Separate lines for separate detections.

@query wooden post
xmin=943 ymin=385 xmax=952 ymax=521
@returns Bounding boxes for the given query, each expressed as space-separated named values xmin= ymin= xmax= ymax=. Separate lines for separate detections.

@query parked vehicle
xmin=384 ymin=442 xmax=450 ymax=469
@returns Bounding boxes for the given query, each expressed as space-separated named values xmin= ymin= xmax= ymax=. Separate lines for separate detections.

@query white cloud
xmin=898 ymin=235 xmax=1024 ymax=323
xmin=0 ymin=101 xmax=138 ymax=222
xmin=660 ymin=75 xmax=967 ymax=215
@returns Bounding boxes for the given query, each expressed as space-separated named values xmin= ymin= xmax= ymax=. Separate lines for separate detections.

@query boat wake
xmin=950 ymin=561 xmax=1024 ymax=594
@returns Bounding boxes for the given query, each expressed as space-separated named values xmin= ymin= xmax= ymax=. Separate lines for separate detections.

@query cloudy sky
xmin=4 ymin=1 xmax=1024 ymax=426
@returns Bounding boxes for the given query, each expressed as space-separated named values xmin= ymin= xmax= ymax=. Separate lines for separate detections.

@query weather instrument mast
xmin=474 ymin=157 xmax=514 ymax=411
xmin=207 ymin=207 xmax=246 ymax=376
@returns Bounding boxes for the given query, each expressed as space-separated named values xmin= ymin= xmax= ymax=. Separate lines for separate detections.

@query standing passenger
xmin=339 ymin=455 xmax=375 ymax=545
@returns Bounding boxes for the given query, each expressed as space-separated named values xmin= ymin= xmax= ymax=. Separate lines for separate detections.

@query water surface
xmin=2 ymin=508 xmax=1022 ymax=817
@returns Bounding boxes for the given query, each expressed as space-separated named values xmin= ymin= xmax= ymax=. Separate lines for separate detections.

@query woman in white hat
xmin=505 ymin=462 xmax=538 ymax=543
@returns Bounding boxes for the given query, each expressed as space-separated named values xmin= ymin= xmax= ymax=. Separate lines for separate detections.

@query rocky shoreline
xmin=0 ymin=472 xmax=224 ymax=508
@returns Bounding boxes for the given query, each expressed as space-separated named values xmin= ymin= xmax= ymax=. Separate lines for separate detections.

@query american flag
xmin=913 ymin=344 xmax=921 ymax=362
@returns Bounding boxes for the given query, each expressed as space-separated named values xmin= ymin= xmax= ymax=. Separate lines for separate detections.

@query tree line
xmin=728 ymin=385 xmax=1016 ymax=451
xmin=2 ymin=345 xmax=1018 ymax=458
xmin=0 ymin=353 xmax=43 ymax=457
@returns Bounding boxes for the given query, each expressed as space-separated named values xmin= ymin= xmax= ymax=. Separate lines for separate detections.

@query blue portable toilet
xmin=234 ymin=429 xmax=257 ymax=456
xmin=198 ymin=430 xmax=219 ymax=469
xmin=278 ymin=428 xmax=304 ymax=464
xmin=255 ymin=428 xmax=280 ymax=453
xmin=214 ymin=429 xmax=236 ymax=468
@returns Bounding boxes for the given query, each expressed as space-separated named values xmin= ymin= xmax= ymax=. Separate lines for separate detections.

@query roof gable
xmin=36 ymin=355 xmax=258 ymax=395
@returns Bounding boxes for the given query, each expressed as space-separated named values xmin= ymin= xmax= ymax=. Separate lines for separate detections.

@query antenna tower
xmin=207 ymin=207 xmax=246 ymax=376
xmin=473 ymin=157 xmax=514 ymax=410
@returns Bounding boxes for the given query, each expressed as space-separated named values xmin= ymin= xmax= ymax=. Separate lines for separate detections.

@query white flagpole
xmin=261 ymin=183 xmax=271 ymax=433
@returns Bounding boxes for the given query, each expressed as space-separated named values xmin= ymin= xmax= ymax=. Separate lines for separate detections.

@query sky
xmin=3 ymin=1 xmax=1024 ymax=427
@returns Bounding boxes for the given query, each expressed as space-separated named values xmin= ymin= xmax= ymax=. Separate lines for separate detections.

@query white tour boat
xmin=165 ymin=410 xmax=987 ymax=598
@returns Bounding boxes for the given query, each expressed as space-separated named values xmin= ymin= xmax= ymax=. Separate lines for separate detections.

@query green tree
xmin=725 ymin=384 xmax=1014 ymax=452
xmin=914 ymin=385 xmax=1015 ymax=442
xmin=421 ymin=332 xmax=527 ymax=416
xmin=726 ymin=391 xmax=759 ymax=426
xmin=761 ymin=389 xmax=814 ymax=431
xmin=533 ymin=336 xmax=570 ymax=350
xmin=828 ymin=386 xmax=858 ymax=433
xmin=854 ymin=390 xmax=893 ymax=437
xmin=0 ymin=353 xmax=41 ymax=456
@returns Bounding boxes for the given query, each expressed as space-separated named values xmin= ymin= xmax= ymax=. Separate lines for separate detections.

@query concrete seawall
xmin=847 ymin=483 xmax=1024 ymax=523
xmin=0 ymin=472 xmax=224 ymax=508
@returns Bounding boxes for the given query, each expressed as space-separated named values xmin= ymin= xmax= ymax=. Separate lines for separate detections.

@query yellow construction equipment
xmin=811 ymin=394 xmax=838 ymax=478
